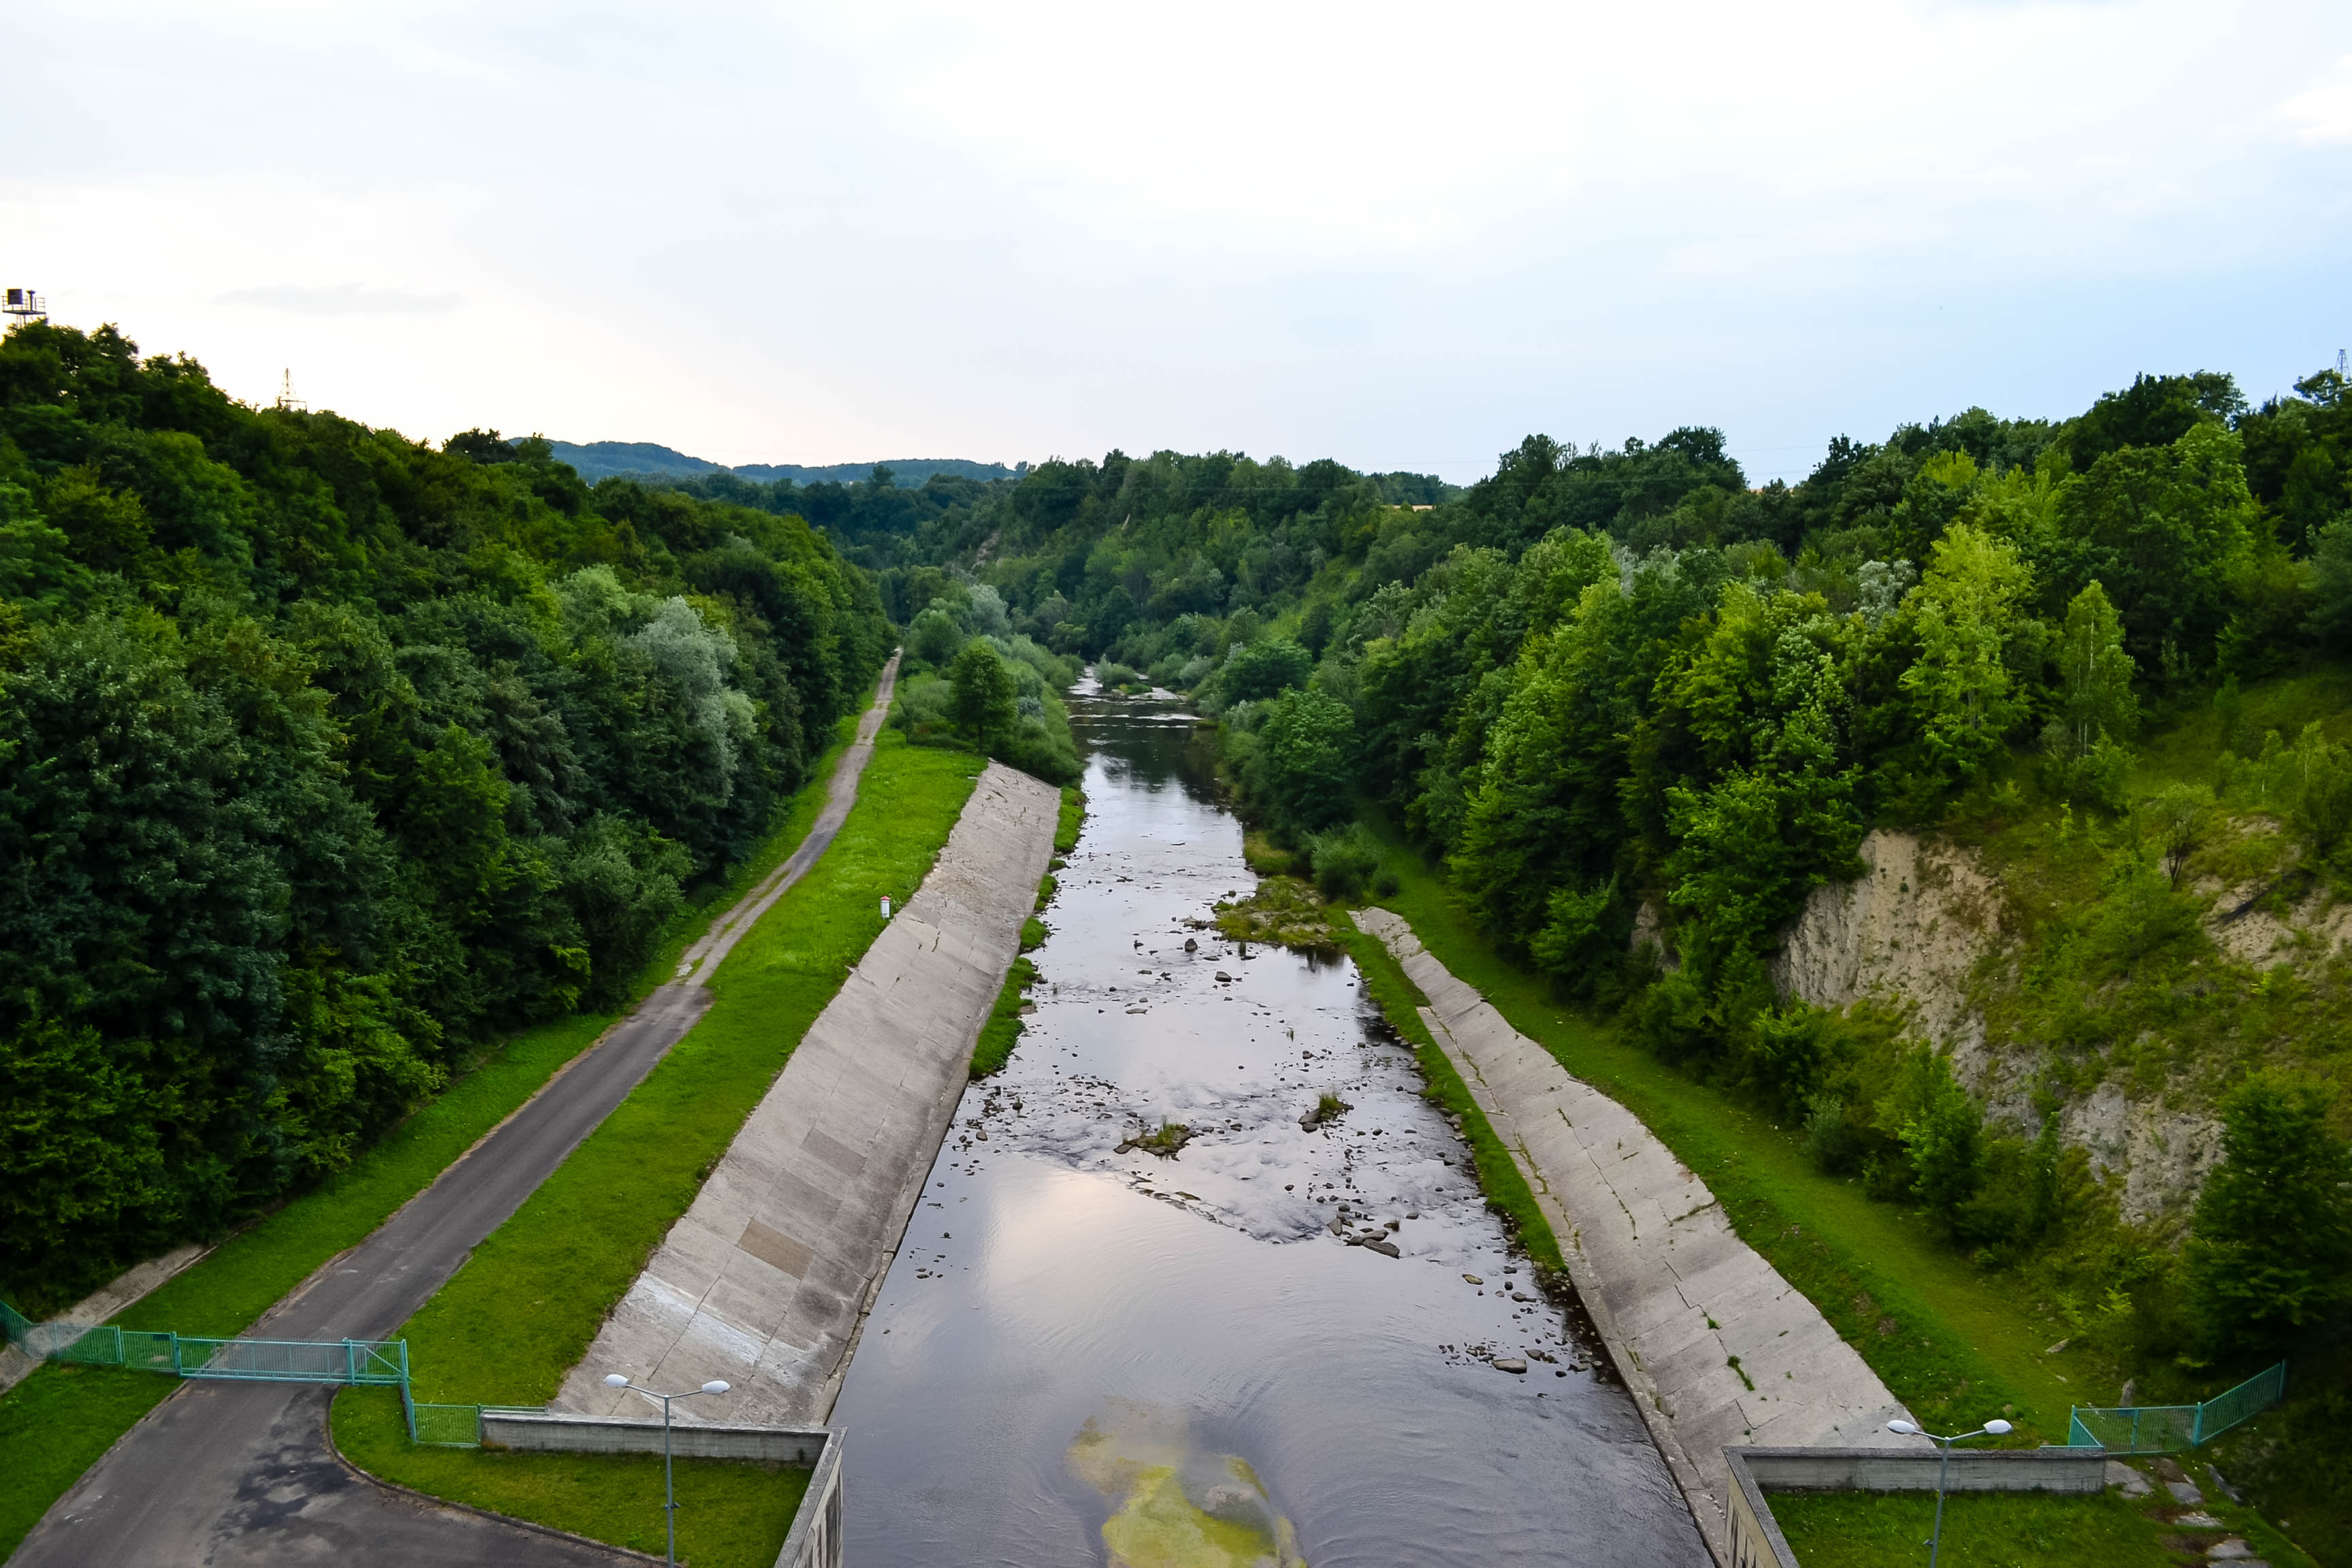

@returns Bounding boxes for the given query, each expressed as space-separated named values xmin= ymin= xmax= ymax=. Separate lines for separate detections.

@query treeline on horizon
xmin=689 ymin=365 xmax=2352 ymax=1374
xmin=0 ymin=322 xmax=891 ymax=1302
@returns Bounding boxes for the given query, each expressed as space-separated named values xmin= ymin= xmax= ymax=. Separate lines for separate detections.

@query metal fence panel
xmin=2070 ymin=1405 xmax=2197 ymax=1454
xmin=2065 ymin=1362 xmax=2288 ymax=1454
xmin=409 ymin=1403 xmax=485 ymax=1447
xmin=176 ymin=1337 xmax=408 ymax=1385
xmin=119 ymin=1330 xmax=178 ymax=1373
xmin=2195 ymin=1362 xmax=2287 ymax=1443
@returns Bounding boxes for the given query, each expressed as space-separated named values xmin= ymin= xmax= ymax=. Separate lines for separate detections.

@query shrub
xmin=1803 ymin=1094 xmax=1865 ymax=1176
xmin=1737 ymin=1003 xmax=1840 ymax=1124
xmin=1305 ymin=824 xmax=1382 ymax=901
xmin=1878 ymin=1047 xmax=1987 ymax=1233
xmin=1096 ymin=660 xmax=1140 ymax=688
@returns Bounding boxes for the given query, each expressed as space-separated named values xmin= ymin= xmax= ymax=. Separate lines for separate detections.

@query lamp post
xmin=1886 ymin=1416 xmax=2014 ymax=1568
xmin=604 ymin=1373 xmax=731 ymax=1566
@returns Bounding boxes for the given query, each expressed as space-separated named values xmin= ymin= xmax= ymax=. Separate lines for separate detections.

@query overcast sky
xmin=5 ymin=1 xmax=2350 ymax=483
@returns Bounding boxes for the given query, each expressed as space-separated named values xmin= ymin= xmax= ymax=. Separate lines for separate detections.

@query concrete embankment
xmin=557 ymin=762 xmax=1062 ymax=1424
xmin=1355 ymin=907 xmax=1918 ymax=1567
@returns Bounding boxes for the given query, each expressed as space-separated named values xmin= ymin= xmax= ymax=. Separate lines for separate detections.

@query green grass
xmin=393 ymin=731 xmax=983 ymax=1405
xmin=1774 ymin=1488 xmax=2179 ymax=1567
xmin=975 ymin=786 xmax=1085 ymax=1079
xmin=1339 ymin=921 xmax=1567 ymax=1280
xmin=970 ymin=954 xmax=1041 ymax=1079
xmin=332 ymin=1387 xmax=806 ymax=1568
xmin=1771 ymin=1480 xmax=2317 ymax=1568
xmin=0 ymin=706 xmax=875 ymax=1561
xmin=1356 ymin=831 xmax=2077 ymax=1439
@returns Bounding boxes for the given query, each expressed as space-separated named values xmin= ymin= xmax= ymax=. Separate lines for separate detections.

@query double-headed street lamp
xmin=604 ymin=1373 xmax=731 ymax=1566
xmin=1887 ymin=1416 xmax=2014 ymax=1568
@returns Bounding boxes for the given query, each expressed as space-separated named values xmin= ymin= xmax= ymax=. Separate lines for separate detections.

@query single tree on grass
xmin=948 ymin=640 xmax=1017 ymax=753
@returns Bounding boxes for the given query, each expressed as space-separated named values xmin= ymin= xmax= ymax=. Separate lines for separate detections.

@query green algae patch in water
xmin=1069 ymin=1407 xmax=1307 ymax=1568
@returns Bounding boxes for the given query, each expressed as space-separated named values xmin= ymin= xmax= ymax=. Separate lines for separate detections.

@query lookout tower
xmin=275 ymin=369 xmax=306 ymax=412
xmin=3 ymin=287 xmax=45 ymax=324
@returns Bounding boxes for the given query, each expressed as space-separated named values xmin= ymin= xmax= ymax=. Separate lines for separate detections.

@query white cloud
xmin=1 ymin=1 xmax=2348 ymax=482
xmin=2280 ymin=54 xmax=2352 ymax=143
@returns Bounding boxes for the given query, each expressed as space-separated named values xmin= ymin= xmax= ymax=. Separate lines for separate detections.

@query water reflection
xmin=828 ymin=689 xmax=1708 ymax=1566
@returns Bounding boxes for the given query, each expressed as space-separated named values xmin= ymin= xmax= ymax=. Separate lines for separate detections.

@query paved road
xmin=11 ymin=658 xmax=900 ymax=1568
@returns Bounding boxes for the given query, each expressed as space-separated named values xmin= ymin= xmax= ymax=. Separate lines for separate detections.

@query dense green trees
xmin=0 ymin=321 xmax=888 ymax=1296
xmin=2185 ymin=1076 xmax=2352 ymax=1359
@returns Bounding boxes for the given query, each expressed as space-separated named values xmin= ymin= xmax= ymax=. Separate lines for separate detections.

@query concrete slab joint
xmin=557 ymin=762 xmax=1062 ymax=1426
xmin=1353 ymin=907 xmax=1925 ymax=1568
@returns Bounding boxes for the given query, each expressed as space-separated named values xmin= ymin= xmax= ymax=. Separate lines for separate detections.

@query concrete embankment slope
xmin=1355 ymin=907 xmax=1918 ymax=1567
xmin=557 ymin=762 xmax=1061 ymax=1425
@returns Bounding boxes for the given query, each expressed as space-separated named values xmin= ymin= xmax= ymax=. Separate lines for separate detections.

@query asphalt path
xmin=11 ymin=657 xmax=900 ymax=1567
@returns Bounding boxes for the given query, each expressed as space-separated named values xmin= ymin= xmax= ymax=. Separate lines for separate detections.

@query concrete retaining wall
xmin=1724 ymin=1447 xmax=2108 ymax=1568
xmin=1354 ymin=908 xmax=1924 ymax=1567
xmin=556 ymin=762 xmax=1062 ymax=1424
xmin=479 ymin=1411 xmax=843 ymax=1568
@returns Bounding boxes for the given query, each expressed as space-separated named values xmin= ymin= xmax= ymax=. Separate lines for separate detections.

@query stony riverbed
xmin=827 ymin=683 xmax=1709 ymax=1567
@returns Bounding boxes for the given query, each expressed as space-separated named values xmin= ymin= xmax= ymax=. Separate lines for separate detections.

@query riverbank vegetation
xmin=0 ymin=321 xmax=892 ymax=1305
xmin=0 ymin=705 xmax=868 ymax=1560
xmin=731 ymin=365 xmax=2352 ymax=1556
xmin=1771 ymin=1477 xmax=2314 ymax=1568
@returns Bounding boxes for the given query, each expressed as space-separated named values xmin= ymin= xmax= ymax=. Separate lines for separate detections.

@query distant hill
xmin=542 ymin=440 xmax=1026 ymax=487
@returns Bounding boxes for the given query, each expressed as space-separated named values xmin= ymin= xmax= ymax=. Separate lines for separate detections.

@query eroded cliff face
xmin=1765 ymin=830 xmax=2225 ymax=1226
xmin=1769 ymin=830 xmax=1999 ymax=1050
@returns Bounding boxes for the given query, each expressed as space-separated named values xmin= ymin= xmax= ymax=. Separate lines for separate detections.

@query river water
xmin=829 ymin=687 xmax=1710 ymax=1567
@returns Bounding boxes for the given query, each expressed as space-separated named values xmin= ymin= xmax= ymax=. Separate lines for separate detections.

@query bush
xmin=1737 ymin=1003 xmax=1840 ymax=1124
xmin=1804 ymin=1094 xmax=1865 ymax=1175
xmin=1096 ymin=660 xmax=1140 ymax=688
xmin=1877 ymin=1047 xmax=1987 ymax=1234
xmin=1305 ymin=824 xmax=1382 ymax=901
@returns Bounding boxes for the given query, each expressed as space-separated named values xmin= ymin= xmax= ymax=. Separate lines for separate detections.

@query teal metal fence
xmin=2065 ymin=1362 xmax=2288 ymax=1454
xmin=3 ymin=1301 xmax=406 ymax=1389
xmin=399 ymin=1378 xmax=487 ymax=1447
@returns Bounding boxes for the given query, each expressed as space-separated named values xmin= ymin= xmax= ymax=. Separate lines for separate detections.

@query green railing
xmin=2066 ymin=1362 xmax=2287 ymax=1454
xmin=400 ymin=1379 xmax=489 ymax=1447
xmin=3 ymin=1301 xmax=406 ymax=1388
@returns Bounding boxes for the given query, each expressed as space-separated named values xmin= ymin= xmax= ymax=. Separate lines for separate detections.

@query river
xmin=828 ymin=683 xmax=1710 ymax=1567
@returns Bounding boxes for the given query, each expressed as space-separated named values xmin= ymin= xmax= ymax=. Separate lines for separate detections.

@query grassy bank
xmin=1771 ymin=1468 xmax=2315 ymax=1568
xmin=333 ymin=1387 xmax=806 ymax=1568
xmin=973 ymin=785 xmax=1086 ymax=1079
xmin=1358 ymin=823 xmax=2083 ymax=1440
xmin=386 ymin=731 xmax=983 ymax=1407
xmin=0 ymin=708 xmax=873 ymax=1561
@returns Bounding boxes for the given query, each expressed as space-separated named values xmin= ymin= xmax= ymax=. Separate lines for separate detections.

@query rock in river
xmin=1492 ymin=1358 xmax=1528 ymax=1374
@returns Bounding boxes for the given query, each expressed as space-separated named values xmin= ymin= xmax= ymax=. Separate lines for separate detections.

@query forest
xmin=0 ymin=323 xmax=892 ymax=1301
xmin=709 ymin=370 xmax=2352 ymax=1392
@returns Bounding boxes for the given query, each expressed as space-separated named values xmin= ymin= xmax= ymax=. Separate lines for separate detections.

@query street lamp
xmin=1886 ymin=1416 xmax=2014 ymax=1568
xmin=604 ymin=1373 xmax=731 ymax=1566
